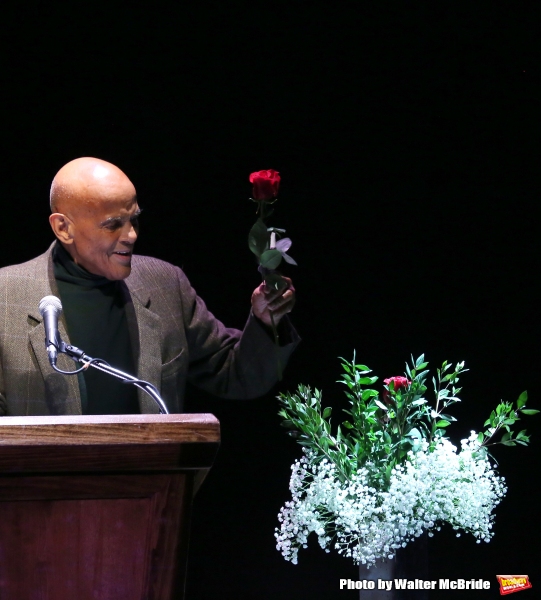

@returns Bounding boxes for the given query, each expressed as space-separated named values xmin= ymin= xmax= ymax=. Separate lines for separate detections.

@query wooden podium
xmin=0 ymin=414 xmax=220 ymax=600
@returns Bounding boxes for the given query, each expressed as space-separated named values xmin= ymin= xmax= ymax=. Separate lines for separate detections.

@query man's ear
xmin=49 ymin=213 xmax=74 ymax=244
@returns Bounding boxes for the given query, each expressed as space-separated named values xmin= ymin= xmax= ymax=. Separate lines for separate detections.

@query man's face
xmin=66 ymin=191 xmax=140 ymax=281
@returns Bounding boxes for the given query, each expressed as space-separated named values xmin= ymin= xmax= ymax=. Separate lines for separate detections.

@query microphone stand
xmin=55 ymin=341 xmax=170 ymax=415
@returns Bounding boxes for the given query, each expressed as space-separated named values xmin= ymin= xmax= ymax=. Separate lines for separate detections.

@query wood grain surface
xmin=0 ymin=414 xmax=220 ymax=445
xmin=0 ymin=414 xmax=220 ymax=473
xmin=0 ymin=473 xmax=191 ymax=600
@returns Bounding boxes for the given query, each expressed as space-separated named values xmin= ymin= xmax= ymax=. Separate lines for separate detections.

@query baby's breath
xmin=275 ymin=439 xmax=506 ymax=567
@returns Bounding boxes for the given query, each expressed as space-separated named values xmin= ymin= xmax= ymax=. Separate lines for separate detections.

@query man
xmin=0 ymin=158 xmax=298 ymax=416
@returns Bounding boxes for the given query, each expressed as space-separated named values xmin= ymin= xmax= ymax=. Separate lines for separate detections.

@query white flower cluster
xmin=275 ymin=433 xmax=507 ymax=567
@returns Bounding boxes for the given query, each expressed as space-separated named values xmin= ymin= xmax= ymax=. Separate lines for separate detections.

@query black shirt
xmin=53 ymin=243 xmax=139 ymax=414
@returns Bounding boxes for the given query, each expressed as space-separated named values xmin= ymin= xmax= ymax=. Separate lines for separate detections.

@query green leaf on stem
xmin=517 ymin=391 xmax=528 ymax=408
xmin=414 ymin=355 xmax=426 ymax=368
xmin=260 ymin=249 xmax=283 ymax=269
xmin=440 ymin=413 xmax=457 ymax=422
xmin=248 ymin=219 xmax=269 ymax=258
xmin=359 ymin=376 xmax=378 ymax=385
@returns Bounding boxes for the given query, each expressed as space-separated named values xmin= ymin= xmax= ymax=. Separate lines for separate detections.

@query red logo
xmin=496 ymin=575 xmax=532 ymax=595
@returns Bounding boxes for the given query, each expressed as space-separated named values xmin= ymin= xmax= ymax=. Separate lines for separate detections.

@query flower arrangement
xmin=275 ymin=354 xmax=537 ymax=567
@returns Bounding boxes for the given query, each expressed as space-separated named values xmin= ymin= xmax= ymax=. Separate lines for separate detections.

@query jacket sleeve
xmin=0 ymin=361 xmax=7 ymax=416
xmin=177 ymin=267 xmax=300 ymax=399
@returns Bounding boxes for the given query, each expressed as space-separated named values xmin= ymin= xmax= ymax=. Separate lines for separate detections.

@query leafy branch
xmin=476 ymin=391 xmax=538 ymax=457
xmin=277 ymin=354 xmax=536 ymax=490
xmin=279 ymin=385 xmax=354 ymax=483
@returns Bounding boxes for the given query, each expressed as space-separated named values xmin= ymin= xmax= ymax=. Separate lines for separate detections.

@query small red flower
xmin=382 ymin=376 xmax=411 ymax=404
xmin=249 ymin=169 xmax=280 ymax=201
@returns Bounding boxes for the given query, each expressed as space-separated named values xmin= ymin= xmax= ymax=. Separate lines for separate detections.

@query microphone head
xmin=38 ymin=295 xmax=63 ymax=317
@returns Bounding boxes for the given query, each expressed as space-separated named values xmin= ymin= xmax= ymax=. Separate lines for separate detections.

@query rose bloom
xmin=249 ymin=169 xmax=280 ymax=201
xmin=382 ymin=376 xmax=411 ymax=404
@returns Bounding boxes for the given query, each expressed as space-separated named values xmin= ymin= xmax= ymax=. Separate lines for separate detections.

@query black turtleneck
xmin=53 ymin=243 xmax=139 ymax=414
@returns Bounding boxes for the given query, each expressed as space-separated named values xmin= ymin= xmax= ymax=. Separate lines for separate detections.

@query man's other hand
xmin=251 ymin=277 xmax=296 ymax=328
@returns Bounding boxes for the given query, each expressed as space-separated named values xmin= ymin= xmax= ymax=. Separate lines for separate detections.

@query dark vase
xmin=358 ymin=534 xmax=429 ymax=599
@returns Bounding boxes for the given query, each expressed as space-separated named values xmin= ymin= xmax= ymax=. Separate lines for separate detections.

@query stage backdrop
xmin=2 ymin=2 xmax=539 ymax=598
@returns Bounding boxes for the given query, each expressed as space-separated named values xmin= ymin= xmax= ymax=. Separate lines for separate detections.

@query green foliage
xmin=475 ymin=391 xmax=539 ymax=460
xmin=260 ymin=249 xmax=283 ymax=270
xmin=248 ymin=218 xmax=269 ymax=258
xmin=277 ymin=354 xmax=536 ymax=490
xmin=247 ymin=206 xmax=297 ymax=271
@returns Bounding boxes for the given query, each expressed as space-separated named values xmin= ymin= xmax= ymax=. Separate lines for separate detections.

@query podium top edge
xmin=0 ymin=414 xmax=219 ymax=426
xmin=0 ymin=414 xmax=220 ymax=446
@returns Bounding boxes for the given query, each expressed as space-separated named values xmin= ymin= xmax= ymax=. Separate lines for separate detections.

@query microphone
xmin=38 ymin=295 xmax=63 ymax=367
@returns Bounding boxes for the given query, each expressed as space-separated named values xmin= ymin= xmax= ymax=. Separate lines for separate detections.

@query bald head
xmin=50 ymin=157 xmax=136 ymax=215
xmin=49 ymin=157 xmax=140 ymax=280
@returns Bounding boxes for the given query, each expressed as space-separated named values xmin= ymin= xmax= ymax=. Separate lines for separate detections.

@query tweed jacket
xmin=0 ymin=243 xmax=299 ymax=416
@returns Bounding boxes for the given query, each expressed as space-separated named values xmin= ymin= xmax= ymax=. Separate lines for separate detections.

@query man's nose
xmin=122 ymin=223 xmax=138 ymax=244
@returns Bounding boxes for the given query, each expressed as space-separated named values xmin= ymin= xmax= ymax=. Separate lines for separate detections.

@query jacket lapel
xmin=123 ymin=280 xmax=162 ymax=414
xmin=27 ymin=244 xmax=82 ymax=413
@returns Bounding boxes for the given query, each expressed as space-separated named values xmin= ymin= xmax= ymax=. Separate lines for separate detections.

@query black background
xmin=2 ymin=2 xmax=539 ymax=598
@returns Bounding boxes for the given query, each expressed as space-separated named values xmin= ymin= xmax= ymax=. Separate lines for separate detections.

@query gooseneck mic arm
xmin=38 ymin=295 xmax=169 ymax=415
xmin=59 ymin=344 xmax=169 ymax=415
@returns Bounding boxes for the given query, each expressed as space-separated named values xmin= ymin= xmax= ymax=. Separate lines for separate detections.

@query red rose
xmin=382 ymin=376 xmax=410 ymax=404
xmin=249 ymin=169 xmax=280 ymax=201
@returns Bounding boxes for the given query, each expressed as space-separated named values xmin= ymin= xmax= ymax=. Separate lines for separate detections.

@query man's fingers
xmin=263 ymin=277 xmax=293 ymax=302
xmin=251 ymin=277 xmax=295 ymax=326
xmin=269 ymin=298 xmax=295 ymax=324
xmin=267 ymin=288 xmax=295 ymax=311
xmin=271 ymin=303 xmax=294 ymax=321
